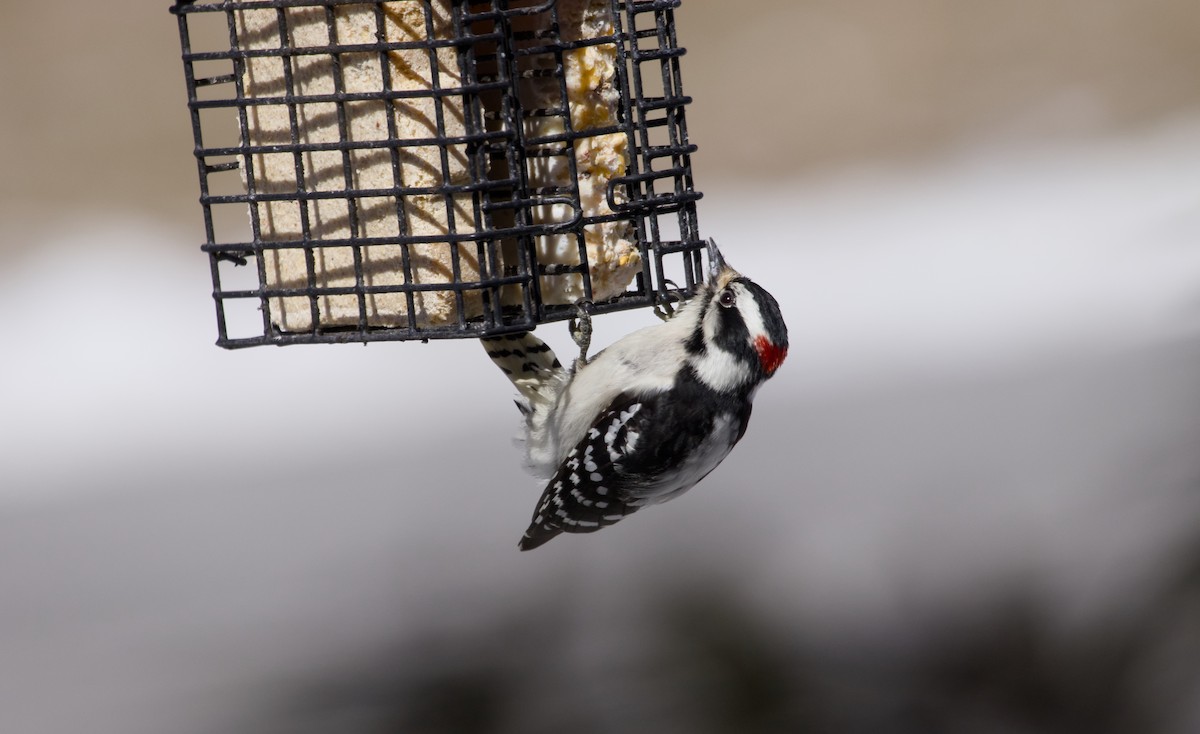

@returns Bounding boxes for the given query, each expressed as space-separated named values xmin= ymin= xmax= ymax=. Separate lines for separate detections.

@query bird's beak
xmin=706 ymin=238 xmax=741 ymax=288
xmin=707 ymin=238 xmax=727 ymax=280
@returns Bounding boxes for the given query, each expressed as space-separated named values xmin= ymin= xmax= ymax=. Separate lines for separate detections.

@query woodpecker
xmin=483 ymin=240 xmax=788 ymax=550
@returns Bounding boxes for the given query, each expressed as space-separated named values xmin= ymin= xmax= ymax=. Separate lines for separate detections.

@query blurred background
xmin=3 ymin=1 xmax=1200 ymax=732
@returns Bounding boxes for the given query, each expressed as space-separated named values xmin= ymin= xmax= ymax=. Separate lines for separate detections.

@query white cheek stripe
xmin=735 ymin=284 xmax=769 ymax=343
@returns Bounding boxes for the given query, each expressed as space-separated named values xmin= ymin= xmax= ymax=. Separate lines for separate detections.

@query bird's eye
xmin=718 ymin=289 xmax=735 ymax=308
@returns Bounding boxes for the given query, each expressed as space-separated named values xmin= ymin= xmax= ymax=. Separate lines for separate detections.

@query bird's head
xmin=687 ymin=240 xmax=789 ymax=392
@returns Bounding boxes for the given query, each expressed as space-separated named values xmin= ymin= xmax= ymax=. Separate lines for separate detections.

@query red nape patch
xmin=755 ymin=336 xmax=787 ymax=376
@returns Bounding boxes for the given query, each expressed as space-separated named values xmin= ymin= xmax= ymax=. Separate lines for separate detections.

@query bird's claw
xmin=569 ymin=301 xmax=593 ymax=366
xmin=653 ymin=279 xmax=682 ymax=322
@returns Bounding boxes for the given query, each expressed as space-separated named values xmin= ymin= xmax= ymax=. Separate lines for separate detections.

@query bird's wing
xmin=519 ymin=390 xmax=722 ymax=550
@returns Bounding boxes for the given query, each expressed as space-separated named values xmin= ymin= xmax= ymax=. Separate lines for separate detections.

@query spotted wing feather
xmin=518 ymin=393 xmax=649 ymax=550
xmin=518 ymin=384 xmax=747 ymax=551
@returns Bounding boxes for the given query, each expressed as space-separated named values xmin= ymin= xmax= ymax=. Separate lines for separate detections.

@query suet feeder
xmin=170 ymin=0 xmax=704 ymax=347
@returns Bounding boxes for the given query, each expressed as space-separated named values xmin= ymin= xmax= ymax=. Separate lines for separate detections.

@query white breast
xmin=526 ymin=304 xmax=702 ymax=477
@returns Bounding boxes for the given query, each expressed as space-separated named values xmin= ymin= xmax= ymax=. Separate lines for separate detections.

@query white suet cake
xmin=235 ymin=1 xmax=481 ymax=331
xmin=234 ymin=0 xmax=637 ymax=332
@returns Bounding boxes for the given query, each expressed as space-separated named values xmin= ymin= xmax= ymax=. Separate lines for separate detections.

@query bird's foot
xmin=653 ymin=280 xmax=682 ymax=322
xmin=569 ymin=301 xmax=593 ymax=366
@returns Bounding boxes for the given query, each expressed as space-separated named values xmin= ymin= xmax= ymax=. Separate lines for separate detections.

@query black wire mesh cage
xmin=171 ymin=0 xmax=704 ymax=347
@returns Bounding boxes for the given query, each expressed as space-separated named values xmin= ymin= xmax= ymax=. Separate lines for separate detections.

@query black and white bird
xmin=483 ymin=240 xmax=788 ymax=551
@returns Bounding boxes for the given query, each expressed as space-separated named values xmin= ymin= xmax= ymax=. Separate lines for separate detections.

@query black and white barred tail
xmin=481 ymin=332 xmax=564 ymax=413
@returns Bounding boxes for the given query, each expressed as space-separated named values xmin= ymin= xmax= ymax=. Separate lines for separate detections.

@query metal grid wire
xmin=171 ymin=0 xmax=703 ymax=347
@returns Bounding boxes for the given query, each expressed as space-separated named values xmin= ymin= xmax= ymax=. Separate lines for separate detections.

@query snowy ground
xmin=2 ymin=118 xmax=1199 ymax=733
